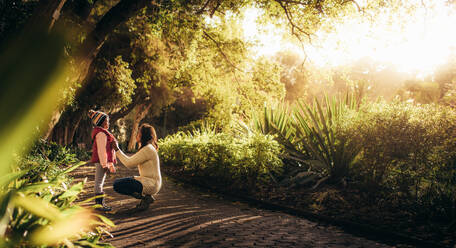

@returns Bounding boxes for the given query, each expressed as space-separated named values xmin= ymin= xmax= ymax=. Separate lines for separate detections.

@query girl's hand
xmin=109 ymin=165 xmax=116 ymax=173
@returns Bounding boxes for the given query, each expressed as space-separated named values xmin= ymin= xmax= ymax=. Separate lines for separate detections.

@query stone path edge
xmin=163 ymin=173 xmax=449 ymax=248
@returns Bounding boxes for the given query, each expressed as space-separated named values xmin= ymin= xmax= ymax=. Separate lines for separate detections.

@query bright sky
xmin=242 ymin=1 xmax=456 ymax=77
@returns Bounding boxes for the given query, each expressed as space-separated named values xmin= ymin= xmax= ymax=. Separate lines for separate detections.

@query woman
xmin=89 ymin=109 xmax=117 ymax=212
xmin=112 ymin=123 xmax=162 ymax=211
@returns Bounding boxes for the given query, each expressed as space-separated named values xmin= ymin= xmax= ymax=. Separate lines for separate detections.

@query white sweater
xmin=116 ymin=144 xmax=162 ymax=195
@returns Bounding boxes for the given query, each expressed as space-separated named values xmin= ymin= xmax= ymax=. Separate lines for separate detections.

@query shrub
xmin=341 ymin=102 xmax=456 ymax=219
xmin=159 ymin=129 xmax=283 ymax=192
xmin=29 ymin=139 xmax=78 ymax=166
xmin=254 ymin=98 xmax=456 ymax=221
xmin=20 ymin=139 xmax=93 ymax=184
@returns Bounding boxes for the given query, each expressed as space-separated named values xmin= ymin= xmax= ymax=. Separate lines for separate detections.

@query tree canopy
xmin=2 ymin=0 xmax=436 ymax=147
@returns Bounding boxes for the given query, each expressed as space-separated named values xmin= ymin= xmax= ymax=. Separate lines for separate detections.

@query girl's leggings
xmin=94 ymin=163 xmax=108 ymax=194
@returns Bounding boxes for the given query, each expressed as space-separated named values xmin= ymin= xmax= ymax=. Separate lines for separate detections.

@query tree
xmin=5 ymin=0 xmax=377 ymax=145
xmin=273 ymin=50 xmax=309 ymax=102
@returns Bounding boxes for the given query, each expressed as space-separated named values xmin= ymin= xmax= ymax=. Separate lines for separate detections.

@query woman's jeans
xmin=113 ymin=177 xmax=143 ymax=197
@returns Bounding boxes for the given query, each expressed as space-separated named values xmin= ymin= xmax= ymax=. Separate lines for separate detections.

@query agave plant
xmin=252 ymin=103 xmax=308 ymax=162
xmin=252 ymin=94 xmax=361 ymax=184
xmin=293 ymin=94 xmax=360 ymax=183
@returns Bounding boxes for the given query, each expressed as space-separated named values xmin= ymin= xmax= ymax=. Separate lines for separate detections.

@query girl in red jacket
xmin=89 ymin=109 xmax=116 ymax=211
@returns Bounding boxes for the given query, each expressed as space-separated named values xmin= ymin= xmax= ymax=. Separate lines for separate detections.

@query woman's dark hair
xmin=139 ymin=123 xmax=159 ymax=150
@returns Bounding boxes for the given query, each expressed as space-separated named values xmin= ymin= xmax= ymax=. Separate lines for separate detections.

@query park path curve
xmin=72 ymin=162 xmax=393 ymax=248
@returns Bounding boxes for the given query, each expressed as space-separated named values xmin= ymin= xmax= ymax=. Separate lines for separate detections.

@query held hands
xmin=108 ymin=138 xmax=118 ymax=173
xmin=108 ymin=164 xmax=116 ymax=173
xmin=102 ymin=163 xmax=116 ymax=173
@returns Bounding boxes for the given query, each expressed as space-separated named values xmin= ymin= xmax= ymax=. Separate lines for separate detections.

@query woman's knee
xmin=113 ymin=178 xmax=125 ymax=193
xmin=113 ymin=177 xmax=142 ymax=196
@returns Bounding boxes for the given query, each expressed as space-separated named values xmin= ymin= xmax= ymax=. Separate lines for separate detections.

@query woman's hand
xmin=111 ymin=139 xmax=120 ymax=151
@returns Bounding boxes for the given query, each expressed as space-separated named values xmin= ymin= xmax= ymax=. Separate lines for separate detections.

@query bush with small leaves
xmin=159 ymin=129 xmax=283 ymax=192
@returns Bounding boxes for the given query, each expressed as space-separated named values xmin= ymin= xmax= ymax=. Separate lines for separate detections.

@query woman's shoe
xmin=131 ymin=191 xmax=143 ymax=199
xmin=135 ymin=194 xmax=155 ymax=211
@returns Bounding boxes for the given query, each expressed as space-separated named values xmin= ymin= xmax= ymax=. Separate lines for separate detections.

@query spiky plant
xmin=252 ymin=94 xmax=361 ymax=184
xmin=252 ymin=103 xmax=309 ymax=162
xmin=293 ymin=94 xmax=360 ymax=183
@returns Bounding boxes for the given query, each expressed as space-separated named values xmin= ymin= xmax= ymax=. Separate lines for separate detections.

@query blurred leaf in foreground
xmin=0 ymin=29 xmax=68 ymax=177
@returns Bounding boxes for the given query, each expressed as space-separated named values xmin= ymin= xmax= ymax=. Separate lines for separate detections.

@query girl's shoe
xmin=95 ymin=193 xmax=112 ymax=211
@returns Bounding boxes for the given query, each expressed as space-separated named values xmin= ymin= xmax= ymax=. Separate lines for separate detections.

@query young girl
xmin=112 ymin=123 xmax=162 ymax=211
xmin=89 ymin=109 xmax=116 ymax=211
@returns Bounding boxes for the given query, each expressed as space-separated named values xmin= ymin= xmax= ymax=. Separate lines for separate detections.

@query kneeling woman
xmin=112 ymin=124 xmax=162 ymax=210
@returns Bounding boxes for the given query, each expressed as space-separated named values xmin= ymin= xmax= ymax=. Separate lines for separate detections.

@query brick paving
xmin=72 ymin=162 xmax=393 ymax=248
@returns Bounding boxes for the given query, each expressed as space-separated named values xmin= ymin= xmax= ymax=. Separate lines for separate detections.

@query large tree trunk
xmin=43 ymin=109 xmax=62 ymax=140
xmin=162 ymin=107 xmax=168 ymax=137
xmin=128 ymin=120 xmax=140 ymax=152
xmin=47 ymin=107 xmax=84 ymax=146
xmin=73 ymin=0 xmax=149 ymax=84
xmin=44 ymin=0 xmax=152 ymax=139
xmin=127 ymin=103 xmax=152 ymax=151
xmin=67 ymin=113 xmax=83 ymax=145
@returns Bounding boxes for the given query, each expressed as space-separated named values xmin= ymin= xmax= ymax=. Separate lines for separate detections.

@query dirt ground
xmin=71 ymin=162 xmax=394 ymax=248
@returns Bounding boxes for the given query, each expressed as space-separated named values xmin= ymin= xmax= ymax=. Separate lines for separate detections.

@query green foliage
xmin=0 ymin=29 xmax=68 ymax=176
xmin=253 ymin=103 xmax=302 ymax=160
xmin=245 ymin=57 xmax=285 ymax=113
xmin=341 ymin=102 xmax=456 ymax=213
xmin=22 ymin=140 xmax=91 ymax=184
xmin=97 ymin=56 xmax=136 ymax=110
xmin=0 ymin=149 xmax=114 ymax=247
xmin=29 ymin=139 xmax=78 ymax=165
xmin=273 ymin=50 xmax=310 ymax=103
xmin=402 ymin=80 xmax=441 ymax=104
xmin=259 ymin=98 xmax=456 ymax=220
xmin=159 ymin=128 xmax=283 ymax=191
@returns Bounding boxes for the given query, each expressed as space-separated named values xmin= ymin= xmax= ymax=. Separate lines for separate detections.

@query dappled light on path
xmin=73 ymin=163 xmax=390 ymax=247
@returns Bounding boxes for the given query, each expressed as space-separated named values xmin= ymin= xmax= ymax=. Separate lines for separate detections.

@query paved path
xmin=73 ymin=162 xmax=393 ymax=248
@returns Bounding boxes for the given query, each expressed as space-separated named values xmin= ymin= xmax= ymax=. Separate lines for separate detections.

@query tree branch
xmin=77 ymin=0 xmax=148 ymax=59
xmin=210 ymin=0 xmax=221 ymax=17
xmin=110 ymin=98 xmax=146 ymax=124
xmin=195 ymin=0 xmax=221 ymax=17
xmin=196 ymin=0 xmax=211 ymax=15
xmin=274 ymin=0 xmax=312 ymax=43
xmin=342 ymin=0 xmax=361 ymax=12
xmin=25 ymin=0 xmax=68 ymax=32
xmin=202 ymin=30 xmax=245 ymax=72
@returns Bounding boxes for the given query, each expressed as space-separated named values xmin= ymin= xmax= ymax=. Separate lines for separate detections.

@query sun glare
xmin=242 ymin=8 xmax=289 ymax=56
xmin=243 ymin=1 xmax=456 ymax=77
